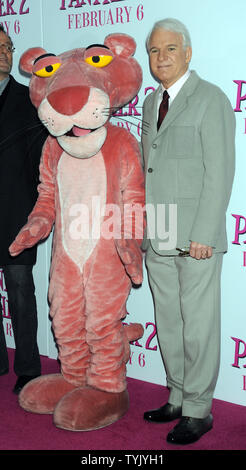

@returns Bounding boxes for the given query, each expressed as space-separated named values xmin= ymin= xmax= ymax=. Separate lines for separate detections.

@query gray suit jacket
xmin=141 ymin=71 xmax=235 ymax=255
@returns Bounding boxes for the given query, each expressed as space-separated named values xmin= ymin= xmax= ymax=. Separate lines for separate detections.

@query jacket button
xmin=152 ymin=143 xmax=157 ymax=149
xmin=148 ymin=168 xmax=153 ymax=173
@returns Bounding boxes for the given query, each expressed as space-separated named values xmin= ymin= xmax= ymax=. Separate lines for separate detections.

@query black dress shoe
xmin=13 ymin=375 xmax=40 ymax=395
xmin=144 ymin=402 xmax=182 ymax=423
xmin=0 ymin=368 xmax=8 ymax=376
xmin=166 ymin=414 xmax=213 ymax=445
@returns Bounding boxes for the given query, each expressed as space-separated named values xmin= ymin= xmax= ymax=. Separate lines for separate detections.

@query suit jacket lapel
xmin=0 ymin=79 xmax=11 ymax=122
xmin=0 ymin=76 xmax=32 ymax=154
xmin=159 ymin=91 xmax=188 ymax=133
xmin=143 ymin=87 xmax=160 ymax=140
xmin=0 ymin=76 xmax=19 ymax=131
xmin=155 ymin=71 xmax=200 ymax=137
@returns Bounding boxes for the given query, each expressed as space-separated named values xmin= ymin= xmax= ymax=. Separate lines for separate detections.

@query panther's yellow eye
xmin=34 ymin=62 xmax=61 ymax=77
xmin=85 ymin=55 xmax=113 ymax=68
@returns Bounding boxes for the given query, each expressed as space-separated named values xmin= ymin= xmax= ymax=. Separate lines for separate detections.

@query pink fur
xmin=10 ymin=33 xmax=145 ymax=431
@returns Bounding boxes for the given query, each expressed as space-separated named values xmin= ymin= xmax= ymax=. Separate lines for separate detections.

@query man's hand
xmin=189 ymin=241 xmax=213 ymax=260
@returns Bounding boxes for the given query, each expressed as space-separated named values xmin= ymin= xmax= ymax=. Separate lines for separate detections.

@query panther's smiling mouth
xmin=58 ymin=125 xmax=107 ymax=159
xmin=65 ymin=126 xmax=95 ymax=137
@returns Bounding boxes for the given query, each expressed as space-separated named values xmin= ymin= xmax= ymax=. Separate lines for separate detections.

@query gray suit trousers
xmin=145 ymin=246 xmax=223 ymax=418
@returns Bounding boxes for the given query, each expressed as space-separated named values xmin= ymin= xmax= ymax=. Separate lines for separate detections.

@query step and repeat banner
xmin=1 ymin=0 xmax=246 ymax=407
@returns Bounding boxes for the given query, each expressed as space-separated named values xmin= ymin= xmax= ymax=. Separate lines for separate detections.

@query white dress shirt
xmin=0 ymin=76 xmax=9 ymax=95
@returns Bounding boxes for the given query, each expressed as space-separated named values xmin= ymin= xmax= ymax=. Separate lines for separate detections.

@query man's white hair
xmin=146 ymin=18 xmax=192 ymax=51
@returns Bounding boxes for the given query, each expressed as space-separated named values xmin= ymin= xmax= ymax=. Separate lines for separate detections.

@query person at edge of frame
xmin=0 ymin=25 xmax=47 ymax=394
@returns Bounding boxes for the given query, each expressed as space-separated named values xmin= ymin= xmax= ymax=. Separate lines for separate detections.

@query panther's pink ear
xmin=104 ymin=33 xmax=136 ymax=58
xmin=20 ymin=47 xmax=47 ymax=74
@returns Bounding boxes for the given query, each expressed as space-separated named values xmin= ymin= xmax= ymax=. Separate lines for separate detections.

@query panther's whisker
xmin=0 ymin=122 xmax=46 ymax=149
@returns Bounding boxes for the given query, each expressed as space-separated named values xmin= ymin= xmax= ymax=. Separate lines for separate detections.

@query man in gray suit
xmin=142 ymin=18 xmax=235 ymax=445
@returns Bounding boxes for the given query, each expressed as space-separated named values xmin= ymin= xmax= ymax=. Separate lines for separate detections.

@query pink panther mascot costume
xmin=9 ymin=33 xmax=145 ymax=431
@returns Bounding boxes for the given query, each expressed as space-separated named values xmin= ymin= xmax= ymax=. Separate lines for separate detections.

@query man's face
xmin=0 ymin=31 xmax=13 ymax=80
xmin=148 ymin=28 xmax=192 ymax=89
